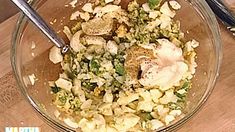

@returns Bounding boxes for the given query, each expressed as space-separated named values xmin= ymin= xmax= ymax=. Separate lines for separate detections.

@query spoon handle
xmin=11 ymin=0 xmax=66 ymax=48
xmin=206 ymin=0 xmax=235 ymax=35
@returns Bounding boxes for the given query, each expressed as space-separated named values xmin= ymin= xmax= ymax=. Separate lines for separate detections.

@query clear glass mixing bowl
xmin=11 ymin=0 xmax=222 ymax=131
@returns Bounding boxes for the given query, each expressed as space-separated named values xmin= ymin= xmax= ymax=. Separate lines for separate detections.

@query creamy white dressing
xmin=139 ymin=39 xmax=188 ymax=90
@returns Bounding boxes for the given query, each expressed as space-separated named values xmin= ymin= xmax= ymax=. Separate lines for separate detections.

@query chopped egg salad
xmin=48 ymin=0 xmax=199 ymax=131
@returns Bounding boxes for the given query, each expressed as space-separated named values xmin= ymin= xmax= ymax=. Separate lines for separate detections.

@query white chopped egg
xmin=90 ymin=77 xmax=105 ymax=87
xmin=159 ymin=14 xmax=172 ymax=29
xmin=101 ymin=60 xmax=113 ymax=71
xmin=28 ymin=74 xmax=37 ymax=85
xmin=164 ymin=114 xmax=175 ymax=125
xmin=93 ymin=6 xmax=103 ymax=17
xmin=142 ymin=3 xmax=151 ymax=12
xmin=169 ymin=110 xmax=182 ymax=116
xmin=93 ymin=4 xmax=121 ymax=17
xmin=63 ymin=26 xmax=73 ymax=40
xmin=69 ymin=0 xmax=77 ymax=8
xmin=146 ymin=19 xmax=161 ymax=31
xmin=150 ymin=89 xmax=163 ymax=103
xmin=113 ymin=106 xmax=123 ymax=115
xmin=78 ymin=118 xmax=94 ymax=132
xmin=149 ymin=11 xmax=160 ymax=19
xmin=106 ymin=40 xmax=118 ymax=55
xmin=159 ymin=89 xmax=178 ymax=104
xmin=72 ymin=86 xmax=86 ymax=102
xmin=49 ymin=46 xmax=63 ymax=64
xmin=70 ymin=11 xmax=80 ymax=20
xmin=103 ymin=90 xmax=113 ymax=103
xmin=105 ymin=0 xmax=114 ymax=4
xmin=81 ymin=99 xmax=93 ymax=110
xmin=70 ymin=30 xmax=86 ymax=52
xmin=114 ymin=113 xmax=140 ymax=131
xmin=155 ymin=105 xmax=169 ymax=117
xmin=160 ymin=2 xmax=176 ymax=18
xmin=98 ymin=103 xmax=113 ymax=115
xmin=137 ymin=101 xmax=154 ymax=112
xmin=84 ymin=35 xmax=106 ymax=46
xmin=121 ymin=105 xmax=136 ymax=113
xmin=149 ymin=119 xmax=164 ymax=130
xmin=185 ymin=39 xmax=199 ymax=52
xmin=79 ymin=12 xmax=90 ymax=21
xmin=78 ymin=114 xmax=106 ymax=132
xmin=101 ymin=5 xmax=121 ymax=14
xmin=73 ymin=78 xmax=81 ymax=87
xmin=106 ymin=125 xmax=119 ymax=132
xmin=177 ymin=89 xmax=186 ymax=95
xmin=138 ymin=89 xmax=152 ymax=101
xmin=82 ymin=3 xmax=93 ymax=13
xmin=84 ymin=53 xmax=93 ymax=60
xmin=169 ymin=0 xmax=181 ymax=10
xmin=191 ymin=39 xmax=199 ymax=48
xmin=113 ymin=0 xmax=121 ymax=5
xmin=55 ymin=78 xmax=72 ymax=91
xmin=117 ymin=93 xmax=139 ymax=105
xmin=64 ymin=118 xmax=79 ymax=128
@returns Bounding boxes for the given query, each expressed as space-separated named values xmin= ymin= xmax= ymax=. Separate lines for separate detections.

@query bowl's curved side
xmin=159 ymin=0 xmax=222 ymax=131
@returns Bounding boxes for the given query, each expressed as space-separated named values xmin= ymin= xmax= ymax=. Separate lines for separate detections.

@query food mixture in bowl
xmin=48 ymin=0 xmax=199 ymax=131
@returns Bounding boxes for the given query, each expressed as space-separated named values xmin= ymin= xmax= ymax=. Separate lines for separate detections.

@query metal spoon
xmin=11 ymin=0 xmax=70 ymax=53
xmin=206 ymin=0 xmax=235 ymax=36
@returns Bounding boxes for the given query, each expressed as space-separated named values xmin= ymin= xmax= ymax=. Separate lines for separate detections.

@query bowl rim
xmin=10 ymin=0 xmax=222 ymax=131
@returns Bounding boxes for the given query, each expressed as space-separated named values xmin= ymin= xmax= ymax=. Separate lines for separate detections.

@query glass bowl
xmin=11 ymin=0 xmax=222 ymax=131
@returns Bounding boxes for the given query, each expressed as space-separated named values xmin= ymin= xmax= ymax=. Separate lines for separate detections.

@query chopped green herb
xmin=112 ymin=79 xmax=122 ymax=88
xmin=65 ymin=70 xmax=77 ymax=80
xmin=148 ymin=0 xmax=162 ymax=9
xmin=89 ymin=58 xmax=100 ymax=75
xmin=182 ymin=81 xmax=190 ymax=90
xmin=139 ymin=112 xmax=153 ymax=121
xmin=82 ymin=81 xmax=98 ymax=91
xmin=114 ymin=59 xmax=125 ymax=76
xmin=175 ymin=92 xmax=186 ymax=99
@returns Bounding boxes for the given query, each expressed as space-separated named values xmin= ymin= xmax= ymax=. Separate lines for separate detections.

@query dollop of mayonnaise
xmin=139 ymin=39 xmax=188 ymax=91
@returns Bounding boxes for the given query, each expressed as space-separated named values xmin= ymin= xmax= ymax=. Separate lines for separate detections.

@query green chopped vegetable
xmin=65 ymin=70 xmax=77 ymax=80
xmin=148 ymin=0 xmax=162 ymax=9
xmin=168 ymin=102 xmax=182 ymax=110
xmin=114 ymin=59 xmax=125 ymax=76
xmin=89 ymin=58 xmax=100 ymax=75
xmin=112 ymin=79 xmax=122 ymax=88
xmin=70 ymin=97 xmax=82 ymax=111
xmin=182 ymin=81 xmax=190 ymax=90
xmin=139 ymin=112 xmax=153 ymax=121
xmin=82 ymin=81 xmax=98 ymax=91
xmin=54 ymin=90 xmax=68 ymax=106
xmin=175 ymin=92 xmax=186 ymax=99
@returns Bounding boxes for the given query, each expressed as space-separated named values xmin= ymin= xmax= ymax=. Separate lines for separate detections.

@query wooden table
xmin=0 ymin=14 xmax=235 ymax=132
